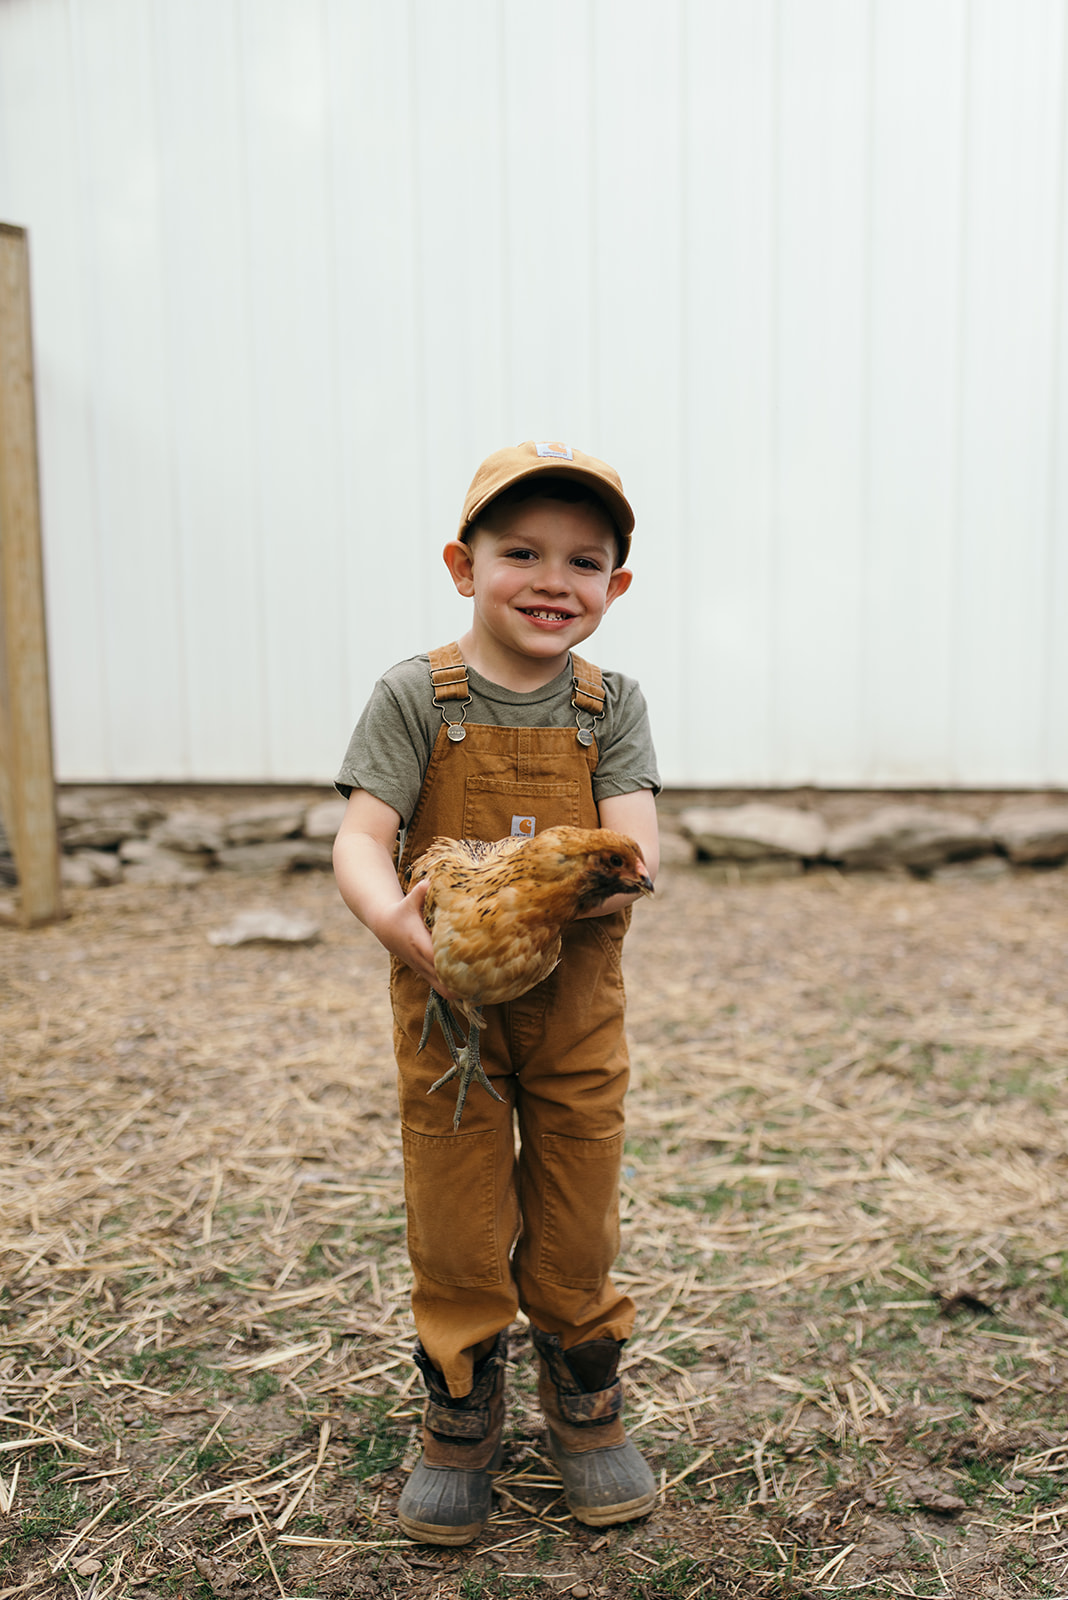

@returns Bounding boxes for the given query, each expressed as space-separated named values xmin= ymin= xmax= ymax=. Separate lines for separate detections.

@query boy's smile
xmin=443 ymin=499 xmax=632 ymax=691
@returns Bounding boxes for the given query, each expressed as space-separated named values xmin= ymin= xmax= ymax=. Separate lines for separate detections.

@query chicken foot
xmin=420 ymin=997 xmax=505 ymax=1130
xmin=417 ymin=989 xmax=465 ymax=1065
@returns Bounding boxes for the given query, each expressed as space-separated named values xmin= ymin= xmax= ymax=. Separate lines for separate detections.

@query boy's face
xmin=443 ymin=497 xmax=632 ymax=682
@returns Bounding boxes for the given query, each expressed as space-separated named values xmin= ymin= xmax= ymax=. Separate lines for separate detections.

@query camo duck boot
xmin=396 ymin=1333 xmax=507 ymax=1545
xmin=532 ymin=1326 xmax=656 ymax=1527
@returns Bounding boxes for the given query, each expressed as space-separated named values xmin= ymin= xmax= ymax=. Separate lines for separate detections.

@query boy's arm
xmin=332 ymin=789 xmax=448 ymax=993
xmin=575 ymin=788 xmax=660 ymax=919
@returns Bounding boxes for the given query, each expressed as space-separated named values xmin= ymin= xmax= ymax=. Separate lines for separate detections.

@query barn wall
xmin=0 ymin=0 xmax=1066 ymax=787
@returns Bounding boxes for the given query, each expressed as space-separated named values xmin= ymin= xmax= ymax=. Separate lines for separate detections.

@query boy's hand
xmin=574 ymin=788 xmax=659 ymax=918
xmin=334 ymin=790 xmax=455 ymax=996
xmin=374 ymin=878 xmax=457 ymax=997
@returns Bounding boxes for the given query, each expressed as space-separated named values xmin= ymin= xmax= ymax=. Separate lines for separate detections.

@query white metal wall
xmin=1 ymin=0 xmax=1066 ymax=788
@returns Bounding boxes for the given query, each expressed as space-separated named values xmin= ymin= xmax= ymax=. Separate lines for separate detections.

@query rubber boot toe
xmin=546 ymin=1429 xmax=656 ymax=1526
xmin=397 ymin=1443 xmax=503 ymax=1545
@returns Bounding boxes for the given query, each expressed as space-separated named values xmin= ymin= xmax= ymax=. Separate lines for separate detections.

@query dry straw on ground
xmin=1 ymin=853 xmax=1066 ymax=1598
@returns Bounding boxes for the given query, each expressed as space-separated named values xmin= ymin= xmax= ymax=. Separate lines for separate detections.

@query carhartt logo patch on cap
xmin=511 ymin=815 xmax=536 ymax=837
xmin=535 ymin=441 xmax=574 ymax=460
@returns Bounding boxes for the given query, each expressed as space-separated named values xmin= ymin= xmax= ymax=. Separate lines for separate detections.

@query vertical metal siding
xmin=864 ymin=0 xmax=966 ymax=786
xmin=0 ymin=0 xmax=1065 ymax=787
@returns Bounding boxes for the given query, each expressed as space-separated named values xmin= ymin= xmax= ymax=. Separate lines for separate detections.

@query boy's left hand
xmin=575 ymin=789 xmax=659 ymax=917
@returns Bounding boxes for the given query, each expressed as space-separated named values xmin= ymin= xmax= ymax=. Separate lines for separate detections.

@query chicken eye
xmin=609 ymin=853 xmax=625 ymax=868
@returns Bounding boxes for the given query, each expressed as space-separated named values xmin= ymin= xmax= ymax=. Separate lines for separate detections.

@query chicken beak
xmin=635 ymin=862 xmax=655 ymax=897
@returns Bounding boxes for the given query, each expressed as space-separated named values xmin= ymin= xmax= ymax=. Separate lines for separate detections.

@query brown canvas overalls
xmin=391 ymin=645 xmax=637 ymax=1400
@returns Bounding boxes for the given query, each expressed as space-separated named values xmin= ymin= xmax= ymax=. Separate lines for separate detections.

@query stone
xmin=657 ymin=830 xmax=696 ymax=866
xmin=119 ymin=838 xmax=212 ymax=871
xmin=289 ymin=838 xmax=335 ymax=869
xmin=303 ymin=797 xmax=347 ymax=839
xmin=207 ymin=910 xmax=321 ymax=946
xmin=224 ymin=800 xmax=306 ymax=846
xmin=57 ymin=788 xmax=166 ymax=849
xmin=153 ymin=808 xmax=227 ymax=855
xmin=679 ymin=802 xmax=827 ymax=861
xmin=120 ymin=843 xmax=207 ymax=885
xmin=61 ymin=853 xmax=98 ymax=888
xmin=216 ymin=839 xmax=307 ymax=874
xmin=65 ymin=848 xmax=124 ymax=886
xmin=118 ymin=837 xmax=153 ymax=864
xmin=989 ymin=802 xmax=1068 ymax=864
xmin=826 ymin=805 xmax=993 ymax=871
xmin=908 ymin=1481 xmax=966 ymax=1514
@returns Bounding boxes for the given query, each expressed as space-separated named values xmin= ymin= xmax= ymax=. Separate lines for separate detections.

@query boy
xmin=333 ymin=440 xmax=660 ymax=1544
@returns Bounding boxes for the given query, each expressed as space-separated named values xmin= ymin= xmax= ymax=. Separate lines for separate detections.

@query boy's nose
xmin=533 ymin=564 xmax=570 ymax=592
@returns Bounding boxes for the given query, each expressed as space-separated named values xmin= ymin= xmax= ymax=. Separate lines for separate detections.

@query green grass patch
xmin=342 ymin=1397 xmax=408 ymax=1481
xmin=249 ymin=1371 xmax=281 ymax=1403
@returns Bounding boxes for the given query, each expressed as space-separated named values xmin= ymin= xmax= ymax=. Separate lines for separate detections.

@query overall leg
xmin=509 ymin=920 xmax=633 ymax=1344
xmin=393 ymin=961 xmax=521 ymax=1397
xmin=392 ymin=963 xmax=519 ymax=1543
xmin=508 ymin=922 xmax=655 ymax=1525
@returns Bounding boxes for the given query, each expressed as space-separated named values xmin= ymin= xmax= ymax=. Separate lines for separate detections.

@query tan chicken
xmin=406 ymin=826 xmax=654 ymax=1128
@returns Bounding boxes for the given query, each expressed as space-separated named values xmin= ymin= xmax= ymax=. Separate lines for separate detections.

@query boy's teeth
xmin=526 ymin=609 xmax=569 ymax=619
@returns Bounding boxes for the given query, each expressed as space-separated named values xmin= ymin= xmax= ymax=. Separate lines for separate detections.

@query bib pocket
xmin=463 ymin=777 xmax=585 ymax=842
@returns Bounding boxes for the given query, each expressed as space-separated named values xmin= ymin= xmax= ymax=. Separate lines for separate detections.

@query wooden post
xmin=0 ymin=223 xmax=62 ymax=926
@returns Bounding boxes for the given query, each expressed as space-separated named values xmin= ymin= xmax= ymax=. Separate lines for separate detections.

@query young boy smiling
xmin=333 ymin=441 xmax=660 ymax=1544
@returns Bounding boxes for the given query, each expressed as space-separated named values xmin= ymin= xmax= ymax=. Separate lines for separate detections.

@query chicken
xmin=406 ymin=825 xmax=654 ymax=1128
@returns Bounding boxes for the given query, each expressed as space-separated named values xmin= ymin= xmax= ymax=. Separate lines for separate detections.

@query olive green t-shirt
xmin=336 ymin=653 xmax=660 ymax=826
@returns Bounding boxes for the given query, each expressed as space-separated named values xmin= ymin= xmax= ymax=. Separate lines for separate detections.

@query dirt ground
xmin=1 ymin=833 xmax=1067 ymax=1598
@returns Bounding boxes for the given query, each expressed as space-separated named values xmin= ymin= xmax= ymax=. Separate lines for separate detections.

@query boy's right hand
xmin=373 ymin=878 xmax=457 ymax=998
xmin=333 ymin=791 xmax=456 ymax=997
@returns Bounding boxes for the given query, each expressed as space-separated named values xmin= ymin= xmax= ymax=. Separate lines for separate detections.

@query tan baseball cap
xmin=458 ymin=440 xmax=634 ymax=563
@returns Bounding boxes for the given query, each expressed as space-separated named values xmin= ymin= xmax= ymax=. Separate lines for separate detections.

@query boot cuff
xmin=415 ymin=1334 xmax=507 ymax=1442
xmin=531 ymin=1327 xmax=624 ymax=1428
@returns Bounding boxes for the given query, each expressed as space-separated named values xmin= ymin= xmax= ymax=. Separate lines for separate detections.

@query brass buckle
xmin=435 ymin=694 xmax=472 ymax=742
xmin=571 ymin=683 xmax=605 ymax=748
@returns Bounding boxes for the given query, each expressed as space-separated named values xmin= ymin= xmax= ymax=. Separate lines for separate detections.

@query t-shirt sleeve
xmin=334 ymin=664 xmax=437 ymax=824
xmin=592 ymin=675 xmax=661 ymax=801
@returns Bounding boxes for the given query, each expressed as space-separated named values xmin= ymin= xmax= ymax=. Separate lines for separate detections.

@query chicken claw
xmin=417 ymin=989 xmax=464 ymax=1064
xmin=418 ymin=990 xmax=505 ymax=1128
xmin=427 ymin=1021 xmax=505 ymax=1131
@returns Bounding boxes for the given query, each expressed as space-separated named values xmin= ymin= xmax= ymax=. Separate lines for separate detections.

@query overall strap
xmin=428 ymin=642 xmax=472 ymax=742
xmin=428 ymin=641 xmax=469 ymax=701
xmin=570 ymin=653 xmax=606 ymax=747
xmin=427 ymin=644 xmax=606 ymax=748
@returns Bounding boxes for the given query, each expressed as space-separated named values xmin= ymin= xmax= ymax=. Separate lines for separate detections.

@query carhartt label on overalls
xmin=511 ymin=815 xmax=536 ymax=837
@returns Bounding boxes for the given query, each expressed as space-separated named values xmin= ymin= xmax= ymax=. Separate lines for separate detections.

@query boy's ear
xmin=604 ymin=566 xmax=633 ymax=608
xmin=443 ymin=539 xmax=476 ymax=597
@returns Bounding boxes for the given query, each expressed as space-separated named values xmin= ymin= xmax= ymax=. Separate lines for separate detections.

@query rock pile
xmin=679 ymin=799 xmax=1068 ymax=879
xmin=50 ymin=790 xmax=348 ymax=889
xmin=2 ymin=789 xmax=1066 ymax=893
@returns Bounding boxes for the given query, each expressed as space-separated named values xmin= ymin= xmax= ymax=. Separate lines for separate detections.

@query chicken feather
xmin=406 ymin=825 xmax=654 ymax=1128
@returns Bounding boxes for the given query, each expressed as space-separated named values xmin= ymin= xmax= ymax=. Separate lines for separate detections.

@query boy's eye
xmin=572 ymin=557 xmax=602 ymax=571
xmin=505 ymin=548 xmax=536 ymax=561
